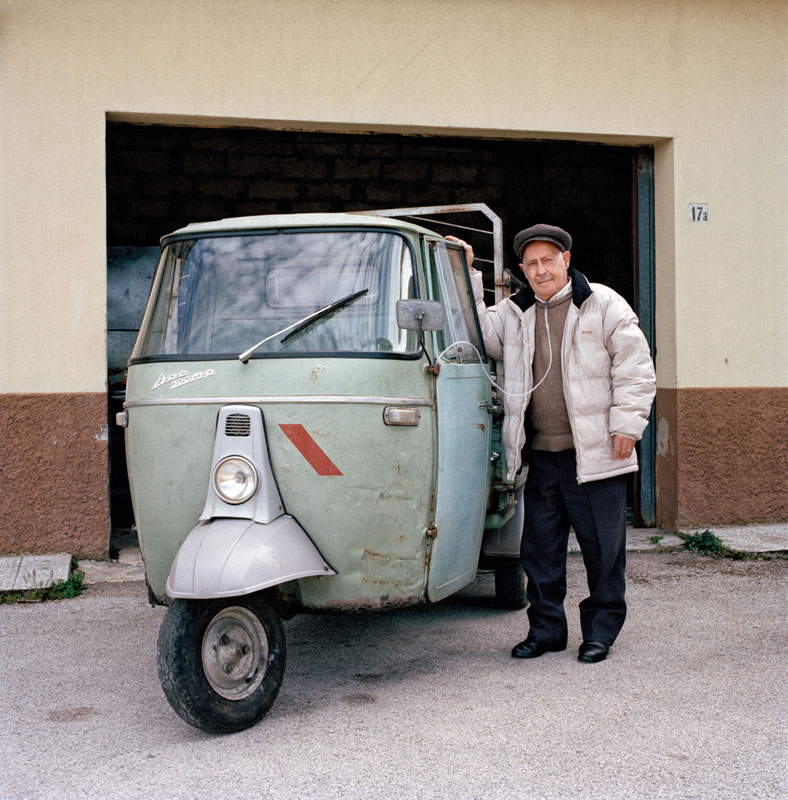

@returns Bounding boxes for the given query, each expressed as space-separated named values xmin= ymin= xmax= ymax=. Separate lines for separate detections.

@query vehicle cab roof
xmin=161 ymin=212 xmax=439 ymax=244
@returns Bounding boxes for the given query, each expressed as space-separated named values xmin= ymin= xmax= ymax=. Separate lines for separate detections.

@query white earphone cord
xmin=436 ymin=300 xmax=552 ymax=399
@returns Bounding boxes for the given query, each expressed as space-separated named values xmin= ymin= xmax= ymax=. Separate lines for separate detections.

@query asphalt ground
xmin=1 ymin=551 xmax=786 ymax=800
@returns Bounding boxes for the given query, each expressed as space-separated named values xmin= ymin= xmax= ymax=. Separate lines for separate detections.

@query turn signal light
xmin=383 ymin=407 xmax=420 ymax=426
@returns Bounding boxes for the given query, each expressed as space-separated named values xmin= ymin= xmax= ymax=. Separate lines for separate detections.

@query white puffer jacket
xmin=471 ymin=267 xmax=656 ymax=483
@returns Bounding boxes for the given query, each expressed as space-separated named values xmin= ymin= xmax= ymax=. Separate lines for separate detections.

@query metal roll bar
xmin=357 ymin=203 xmax=508 ymax=304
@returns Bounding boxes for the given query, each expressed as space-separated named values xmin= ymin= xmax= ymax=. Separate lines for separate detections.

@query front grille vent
xmin=225 ymin=414 xmax=251 ymax=437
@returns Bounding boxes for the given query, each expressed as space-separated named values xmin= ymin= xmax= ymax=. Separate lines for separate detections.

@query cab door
xmin=424 ymin=239 xmax=493 ymax=602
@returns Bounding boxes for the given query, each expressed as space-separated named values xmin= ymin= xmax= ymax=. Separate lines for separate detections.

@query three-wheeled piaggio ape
xmin=118 ymin=203 xmax=526 ymax=733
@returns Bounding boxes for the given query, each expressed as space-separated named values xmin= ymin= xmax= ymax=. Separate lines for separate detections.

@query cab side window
xmin=427 ymin=240 xmax=486 ymax=363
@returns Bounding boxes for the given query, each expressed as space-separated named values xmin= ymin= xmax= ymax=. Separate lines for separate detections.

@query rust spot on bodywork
xmin=303 ymin=594 xmax=424 ymax=612
xmin=474 ymin=423 xmax=485 ymax=432
xmin=309 ymin=365 xmax=327 ymax=384
xmin=363 ymin=549 xmax=392 ymax=564
xmin=360 ymin=549 xmax=423 ymax=593
xmin=362 ymin=549 xmax=420 ymax=565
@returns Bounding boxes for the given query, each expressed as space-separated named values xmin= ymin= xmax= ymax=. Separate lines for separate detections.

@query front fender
xmin=166 ymin=516 xmax=336 ymax=600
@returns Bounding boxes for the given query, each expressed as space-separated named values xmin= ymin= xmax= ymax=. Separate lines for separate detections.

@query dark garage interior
xmin=106 ymin=122 xmax=649 ymax=546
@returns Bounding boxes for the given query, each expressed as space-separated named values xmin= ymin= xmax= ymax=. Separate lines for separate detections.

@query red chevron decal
xmin=279 ymin=424 xmax=343 ymax=476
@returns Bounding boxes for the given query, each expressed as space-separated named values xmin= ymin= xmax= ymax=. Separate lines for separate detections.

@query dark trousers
xmin=521 ymin=449 xmax=627 ymax=646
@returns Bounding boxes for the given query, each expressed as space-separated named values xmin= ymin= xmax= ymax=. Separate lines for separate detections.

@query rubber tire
xmin=157 ymin=594 xmax=285 ymax=734
xmin=494 ymin=557 xmax=527 ymax=610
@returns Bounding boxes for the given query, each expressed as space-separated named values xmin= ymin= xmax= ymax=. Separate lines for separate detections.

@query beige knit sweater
xmin=528 ymin=290 xmax=574 ymax=451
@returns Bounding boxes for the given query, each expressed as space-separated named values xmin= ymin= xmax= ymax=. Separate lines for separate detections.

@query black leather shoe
xmin=577 ymin=641 xmax=610 ymax=663
xmin=511 ymin=637 xmax=567 ymax=659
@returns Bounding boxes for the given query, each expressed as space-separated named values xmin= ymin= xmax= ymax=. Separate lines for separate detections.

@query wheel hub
xmin=201 ymin=606 xmax=269 ymax=700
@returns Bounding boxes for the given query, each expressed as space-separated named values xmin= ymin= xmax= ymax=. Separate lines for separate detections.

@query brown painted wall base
xmin=0 ymin=393 xmax=108 ymax=558
xmin=1 ymin=387 xmax=785 ymax=554
xmin=656 ymin=387 xmax=788 ymax=530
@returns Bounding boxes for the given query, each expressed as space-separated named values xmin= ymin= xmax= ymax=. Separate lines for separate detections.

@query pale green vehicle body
xmin=126 ymin=357 xmax=441 ymax=608
xmin=124 ymin=213 xmax=505 ymax=612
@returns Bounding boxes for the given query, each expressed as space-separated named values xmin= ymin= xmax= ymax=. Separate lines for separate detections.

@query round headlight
xmin=212 ymin=456 xmax=258 ymax=504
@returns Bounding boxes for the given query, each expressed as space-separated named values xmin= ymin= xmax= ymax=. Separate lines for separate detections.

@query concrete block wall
xmin=106 ymin=124 xmax=635 ymax=302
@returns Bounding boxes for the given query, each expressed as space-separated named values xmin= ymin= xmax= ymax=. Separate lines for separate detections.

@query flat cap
xmin=513 ymin=224 xmax=572 ymax=260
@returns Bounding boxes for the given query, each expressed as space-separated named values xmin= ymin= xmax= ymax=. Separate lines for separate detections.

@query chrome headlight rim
xmin=212 ymin=455 xmax=259 ymax=505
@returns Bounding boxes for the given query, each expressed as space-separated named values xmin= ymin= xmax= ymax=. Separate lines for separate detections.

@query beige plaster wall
xmin=1 ymin=0 xmax=786 ymax=392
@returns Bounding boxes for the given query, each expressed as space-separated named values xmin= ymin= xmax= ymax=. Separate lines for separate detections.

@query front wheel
xmin=157 ymin=593 xmax=285 ymax=733
xmin=494 ymin=558 xmax=527 ymax=610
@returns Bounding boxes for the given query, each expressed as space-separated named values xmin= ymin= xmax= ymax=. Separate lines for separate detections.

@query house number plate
xmin=689 ymin=203 xmax=708 ymax=222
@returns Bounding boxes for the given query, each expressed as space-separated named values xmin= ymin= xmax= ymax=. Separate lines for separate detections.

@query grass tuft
xmin=681 ymin=529 xmax=742 ymax=558
xmin=0 ymin=559 xmax=84 ymax=604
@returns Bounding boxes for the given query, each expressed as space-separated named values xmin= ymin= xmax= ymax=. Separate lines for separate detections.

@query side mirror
xmin=396 ymin=299 xmax=444 ymax=332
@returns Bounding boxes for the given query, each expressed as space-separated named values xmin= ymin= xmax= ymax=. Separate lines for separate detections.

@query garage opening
xmin=106 ymin=122 xmax=654 ymax=550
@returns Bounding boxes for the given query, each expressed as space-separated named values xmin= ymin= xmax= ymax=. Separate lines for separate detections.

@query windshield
xmin=132 ymin=229 xmax=418 ymax=360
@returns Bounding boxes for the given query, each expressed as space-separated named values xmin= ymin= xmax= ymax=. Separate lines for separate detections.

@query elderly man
xmin=450 ymin=224 xmax=655 ymax=663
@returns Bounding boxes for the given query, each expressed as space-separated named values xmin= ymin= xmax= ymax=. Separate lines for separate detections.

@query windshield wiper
xmin=280 ymin=289 xmax=369 ymax=345
xmin=238 ymin=289 xmax=369 ymax=363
